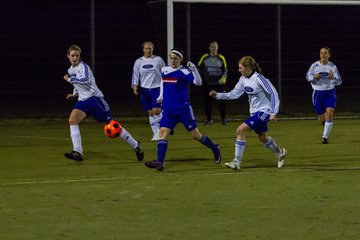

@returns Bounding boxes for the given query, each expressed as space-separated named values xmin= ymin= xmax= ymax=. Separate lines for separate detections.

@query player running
xmin=306 ymin=47 xmax=342 ymax=144
xmin=64 ymin=44 xmax=144 ymax=161
xmin=144 ymin=48 xmax=221 ymax=171
xmin=210 ymin=55 xmax=286 ymax=171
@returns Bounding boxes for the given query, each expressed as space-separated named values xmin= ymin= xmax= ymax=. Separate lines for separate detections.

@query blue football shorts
xmin=160 ymin=105 xmax=197 ymax=132
xmin=244 ymin=111 xmax=270 ymax=134
xmin=140 ymin=87 xmax=161 ymax=111
xmin=312 ymin=89 xmax=336 ymax=115
xmin=74 ymin=96 xmax=112 ymax=123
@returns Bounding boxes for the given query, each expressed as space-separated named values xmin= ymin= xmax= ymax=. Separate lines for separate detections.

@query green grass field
xmin=1 ymin=117 xmax=360 ymax=240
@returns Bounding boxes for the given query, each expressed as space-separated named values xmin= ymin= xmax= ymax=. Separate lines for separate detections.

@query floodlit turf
xmin=1 ymin=117 xmax=360 ymax=240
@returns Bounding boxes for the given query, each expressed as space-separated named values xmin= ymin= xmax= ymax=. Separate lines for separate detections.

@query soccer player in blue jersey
xmin=210 ymin=56 xmax=286 ymax=171
xmin=131 ymin=42 xmax=166 ymax=141
xmin=306 ymin=47 xmax=342 ymax=144
xmin=144 ymin=48 xmax=222 ymax=171
xmin=64 ymin=45 xmax=144 ymax=161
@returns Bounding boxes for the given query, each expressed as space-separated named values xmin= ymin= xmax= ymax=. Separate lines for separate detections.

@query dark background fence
xmin=1 ymin=0 xmax=359 ymax=118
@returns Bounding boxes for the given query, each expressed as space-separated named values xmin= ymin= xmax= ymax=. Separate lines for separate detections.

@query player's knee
xmin=236 ymin=126 xmax=245 ymax=136
xmin=68 ymin=117 xmax=79 ymax=125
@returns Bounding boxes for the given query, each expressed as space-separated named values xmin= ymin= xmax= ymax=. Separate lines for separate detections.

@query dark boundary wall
xmin=1 ymin=1 xmax=359 ymax=118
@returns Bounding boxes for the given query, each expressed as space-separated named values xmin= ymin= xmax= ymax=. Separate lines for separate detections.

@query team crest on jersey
xmin=142 ymin=64 xmax=154 ymax=69
xmin=319 ymin=72 xmax=329 ymax=77
xmin=245 ymin=86 xmax=254 ymax=92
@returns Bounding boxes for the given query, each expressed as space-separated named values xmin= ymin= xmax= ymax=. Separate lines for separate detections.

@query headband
xmin=169 ymin=50 xmax=183 ymax=59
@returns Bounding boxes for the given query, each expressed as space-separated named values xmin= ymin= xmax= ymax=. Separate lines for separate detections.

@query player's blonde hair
xmin=67 ymin=44 xmax=82 ymax=56
xmin=239 ymin=56 xmax=262 ymax=74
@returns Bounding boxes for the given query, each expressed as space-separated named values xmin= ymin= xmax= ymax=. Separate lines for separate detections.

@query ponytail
xmin=239 ymin=56 xmax=262 ymax=74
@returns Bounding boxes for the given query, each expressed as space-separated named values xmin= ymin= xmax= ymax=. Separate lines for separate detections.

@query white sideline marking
xmin=2 ymin=166 xmax=360 ymax=186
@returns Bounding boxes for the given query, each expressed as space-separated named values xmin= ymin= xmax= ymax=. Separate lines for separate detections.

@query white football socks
xmin=149 ymin=115 xmax=158 ymax=135
xmin=264 ymin=136 xmax=282 ymax=156
xmin=322 ymin=120 xmax=333 ymax=139
xmin=120 ymin=127 xmax=138 ymax=149
xmin=234 ymin=140 xmax=246 ymax=163
xmin=70 ymin=125 xmax=83 ymax=154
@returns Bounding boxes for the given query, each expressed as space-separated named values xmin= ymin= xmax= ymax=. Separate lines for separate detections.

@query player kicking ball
xmin=63 ymin=44 xmax=143 ymax=162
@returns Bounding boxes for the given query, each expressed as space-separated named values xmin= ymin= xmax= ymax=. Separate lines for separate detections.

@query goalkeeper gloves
xmin=218 ymin=75 xmax=226 ymax=85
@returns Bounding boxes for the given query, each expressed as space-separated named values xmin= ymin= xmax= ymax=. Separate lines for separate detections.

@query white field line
xmin=2 ymin=166 xmax=360 ymax=186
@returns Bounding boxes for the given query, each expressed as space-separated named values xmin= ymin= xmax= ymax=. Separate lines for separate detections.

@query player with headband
xmin=144 ymin=48 xmax=222 ymax=171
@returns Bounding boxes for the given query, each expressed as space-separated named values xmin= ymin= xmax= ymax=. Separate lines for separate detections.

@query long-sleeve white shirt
xmin=215 ymin=72 xmax=280 ymax=116
xmin=67 ymin=62 xmax=104 ymax=101
xmin=131 ymin=55 xmax=166 ymax=89
xmin=306 ymin=60 xmax=342 ymax=90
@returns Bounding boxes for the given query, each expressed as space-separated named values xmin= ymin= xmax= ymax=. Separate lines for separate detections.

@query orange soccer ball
xmin=104 ymin=120 xmax=122 ymax=138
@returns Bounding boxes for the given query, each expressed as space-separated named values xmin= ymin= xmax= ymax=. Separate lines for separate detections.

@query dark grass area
xmin=1 ymin=118 xmax=360 ymax=239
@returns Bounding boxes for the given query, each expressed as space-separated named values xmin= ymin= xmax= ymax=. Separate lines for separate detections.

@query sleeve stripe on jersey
xmin=71 ymin=63 xmax=89 ymax=83
xmin=218 ymin=54 xmax=227 ymax=69
xmin=258 ymin=74 xmax=276 ymax=112
xmin=197 ymin=53 xmax=208 ymax=66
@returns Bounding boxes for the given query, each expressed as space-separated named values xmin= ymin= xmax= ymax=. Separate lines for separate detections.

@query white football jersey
xmin=215 ymin=72 xmax=280 ymax=116
xmin=306 ymin=60 xmax=342 ymax=91
xmin=131 ymin=55 xmax=166 ymax=89
xmin=68 ymin=62 xmax=104 ymax=101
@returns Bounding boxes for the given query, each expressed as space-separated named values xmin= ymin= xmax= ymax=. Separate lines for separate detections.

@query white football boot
xmin=225 ymin=160 xmax=240 ymax=170
xmin=277 ymin=148 xmax=287 ymax=168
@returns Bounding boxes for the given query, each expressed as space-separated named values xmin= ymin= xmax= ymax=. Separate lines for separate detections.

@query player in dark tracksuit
xmin=197 ymin=41 xmax=228 ymax=125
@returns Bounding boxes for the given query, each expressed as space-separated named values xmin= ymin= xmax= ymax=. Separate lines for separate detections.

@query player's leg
xmin=140 ymin=89 xmax=158 ymax=141
xmin=150 ymin=96 xmax=162 ymax=142
xmin=151 ymin=87 xmax=162 ymax=141
xmin=252 ymin=112 xmax=286 ymax=168
xmin=190 ymin=128 xmax=221 ymax=164
xmin=177 ymin=105 xmax=221 ymax=164
xmin=203 ymin=84 xmax=213 ymax=125
xmin=93 ymin=96 xmax=144 ymax=161
xmin=225 ymin=122 xmax=250 ymax=170
xmin=65 ymin=108 xmax=87 ymax=161
xmin=145 ymin=110 xmax=174 ymax=170
xmin=259 ymin=132 xmax=286 ymax=168
xmin=147 ymin=109 xmax=157 ymax=141
xmin=144 ymin=127 xmax=171 ymax=171
xmin=313 ymin=90 xmax=326 ymax=125
xmin=219 ymin=100 xmax=227 ymax=125
xmin=117 ymin=126 xmax=144 ymax=161
xmin=322 ymin=107 xmax=334 ymax=144
xmin=217 ymin=84 xmax=227 ymax=125
xmin=322 ymin=90 xmax=336 ymax=143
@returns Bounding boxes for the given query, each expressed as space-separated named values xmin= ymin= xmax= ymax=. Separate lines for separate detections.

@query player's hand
xmin=329 ymin=70 xmax=334 ymax=80
xmin=157 ymin=98 xmax=163 ymax=104
xmin=186 ymin=61 xmax=196 ymax=71
xmin=313 ymin=73 xmax=321 ymax=80
xmin=132 ymin=86 xmax=139 ymax=95
xmin=64 ymin=74 xmax=70 ymax=82
xmin=218 ymin=76 xmax=226 ymax=85
xmin=209 ymin=90 xmax=217 ymax=97
xmin=66 ymin=94 xmax=77 ymax=100
xmin=269 ymin=115 xmax=277 ymax=122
